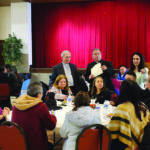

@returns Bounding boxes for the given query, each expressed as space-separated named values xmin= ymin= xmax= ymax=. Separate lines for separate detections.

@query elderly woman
xmin=47 ymin=74 xmax=72 ymax=101
xmin=129 ymin=52 xmax=148 ymax=89
xmin=60 ymin=91 xmax=101 ymax=150
xmin=108 ymin=80 xmax=149 ymax=150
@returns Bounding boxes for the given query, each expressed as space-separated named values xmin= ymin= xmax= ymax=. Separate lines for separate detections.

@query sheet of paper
xmin=91 ymin=63 xmax=103 ymax=77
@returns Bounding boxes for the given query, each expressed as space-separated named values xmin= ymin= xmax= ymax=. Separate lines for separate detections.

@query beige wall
xmin=11 ymin=2 xmax=32 ymax=72
xmin=0 ymin=6 xmax=11 ymax=40
xmin=0 ymin=3 xmax=32 ymax=72
xmin=31 ymin=73 xmax=50 ymax=85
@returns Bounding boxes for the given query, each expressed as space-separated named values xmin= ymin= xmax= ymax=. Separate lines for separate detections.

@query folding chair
xmin=0 ymin=84 xmax=11 ymax=108
xmin=0 ymin=121 xmax=28 ymax=150
xmin=76 ymin=124 xmax=111 ymax=150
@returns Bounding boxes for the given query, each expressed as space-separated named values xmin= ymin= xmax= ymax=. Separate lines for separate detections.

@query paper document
xmin=91 ymin=63 xmax=103 ymax=77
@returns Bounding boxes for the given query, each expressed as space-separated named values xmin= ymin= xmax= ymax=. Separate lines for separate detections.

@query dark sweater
xmin=91 ymin=89 xmax=111 ymax=104
xmin=12 ymin=102 xmax=57 ymax=150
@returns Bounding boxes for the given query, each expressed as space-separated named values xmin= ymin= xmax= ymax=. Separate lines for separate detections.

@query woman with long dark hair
xmin=90 ymin=76 xmax=111 ymax=104
xmin=129 ymin=52 xmax=148 ymax=89
xmin=108 ymin=80 xmax=149 ymax=150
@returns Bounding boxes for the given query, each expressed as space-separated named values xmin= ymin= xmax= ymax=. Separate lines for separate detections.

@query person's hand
xmin=141 ymin=68 xmax=146 ymax=74
xmin=107 ymin=113 xmax=113 ymax=118
xmin=64 ymin=95 xmax=68 ymax=100
xmin=2 ymin=107 xmax=10 ymax=117
xmin=46 ymin=89 xmax=51 ymax=95
xmin=71 ymin=96 xmax=75 ymax=102
xmin=110 ymin=101 xmax=115 ymax=106
xmin=101 ymin=65 xmax=107 ymax=70
xmin=81 ymin=75 xmax=85 ymax=79
xmin=0 ymin=115 xmax=4 ymax=120
xmin=89 ymin=74 xmax=94 ymax=80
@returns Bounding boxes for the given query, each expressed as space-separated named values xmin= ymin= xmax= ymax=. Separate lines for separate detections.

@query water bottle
xmin=95 ymin=103 xmax=100 ymax=111
xmin=103 ymin=100 xmax=110 ymax=109
xmin=67 ymin=95 xmax=72 ymax=106
xmin=103 ymin=100 xmax=110 ymax=122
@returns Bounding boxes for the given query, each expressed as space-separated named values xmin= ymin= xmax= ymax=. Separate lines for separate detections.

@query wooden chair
xmin=0 ymin=121 xmax=28 ymax=150
xmin=76 ymin=124 xmax=111 ymax=150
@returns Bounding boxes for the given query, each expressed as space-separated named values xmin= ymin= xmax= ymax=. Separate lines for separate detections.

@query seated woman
xmin=90 ymin=76 xmax=111 ymax=104
xmin=117 ymin=65 xmax=128 ymax=81
xmin=60 ymin=91 xmax=101 ymax=150
xmin=47 ymin=74 xmax=72 ymax=101
xmin=108 ymin=80 xmax=149 ymax=150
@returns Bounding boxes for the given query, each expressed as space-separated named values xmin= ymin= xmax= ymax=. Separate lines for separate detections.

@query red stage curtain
xmin=32 ymin=1 xmax=150 ymax=68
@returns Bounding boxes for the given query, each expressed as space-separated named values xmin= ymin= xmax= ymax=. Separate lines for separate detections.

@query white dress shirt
xmin=62 ymin=63 xmax=74 ymax=86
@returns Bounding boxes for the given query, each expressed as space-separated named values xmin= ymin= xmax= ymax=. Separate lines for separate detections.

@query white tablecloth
xmin=50 ymin=104 xmax=115 ymax=129
xmin=7 ymin=104 xmax=115 ymax=128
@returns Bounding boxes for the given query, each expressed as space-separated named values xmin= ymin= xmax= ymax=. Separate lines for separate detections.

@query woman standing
xmin=129 ymin=52 xmax=148 ymax=89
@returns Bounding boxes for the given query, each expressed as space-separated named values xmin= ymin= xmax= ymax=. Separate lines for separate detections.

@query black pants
xmin=48 ymin=142 xmax=53 ymax=150
xmin=69 ymin=86 xmax=77 ymax=95
xmin=110 ymin=139 xmax=128 ymax=150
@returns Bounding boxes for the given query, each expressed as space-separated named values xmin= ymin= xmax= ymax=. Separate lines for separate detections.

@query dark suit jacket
xmin=85 ymin=59 xmax=115 ymax=91
xmin=49 ymin=63 xmax=79 ymax=94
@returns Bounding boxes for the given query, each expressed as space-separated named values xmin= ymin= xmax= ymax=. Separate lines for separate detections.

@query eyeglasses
xmin=93 ymin=54 xmax=100 ymax=56
xmin=64 ymin=56 xmax=71 ymax=58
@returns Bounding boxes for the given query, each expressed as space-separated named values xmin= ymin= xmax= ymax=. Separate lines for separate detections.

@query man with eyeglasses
xmin=85 ymin=48 xmax=115 ymax=91
xmin=49 ymin=50 xmax=79 ymax=95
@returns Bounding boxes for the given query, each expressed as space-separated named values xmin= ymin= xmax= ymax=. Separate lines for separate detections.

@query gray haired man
xmin=49 ymin=50 xmax=79 ymax=95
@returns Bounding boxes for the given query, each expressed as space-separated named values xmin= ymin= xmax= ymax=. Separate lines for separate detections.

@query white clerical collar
xmin=62 ymin=62 xmax=69 ymax=65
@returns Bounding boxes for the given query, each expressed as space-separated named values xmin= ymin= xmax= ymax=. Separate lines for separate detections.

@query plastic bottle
xmin=67 ymin=95 xmax=72 ymax=106
xmin=103 ymin=100 xmax=110 ymax=122
xmin=103 ymin=100 xmax=110 ymax=109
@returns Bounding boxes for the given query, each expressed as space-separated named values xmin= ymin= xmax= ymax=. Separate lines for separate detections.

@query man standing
xmin=85 ymin=48 xmax=115 ymax=91
xmin=49 ymin=50 xmax=79 ymax=95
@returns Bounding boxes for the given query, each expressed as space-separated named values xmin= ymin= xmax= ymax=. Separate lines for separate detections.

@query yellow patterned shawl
xmin=107 ymin=102 xmax=149 ymax=150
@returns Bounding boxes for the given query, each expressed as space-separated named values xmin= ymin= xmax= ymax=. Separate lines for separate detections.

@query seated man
xmin=117 ymin=65 xmax=128 ymax=81
xmin=125 ymin=71 xmax=136 ymax=82
xmin=12 ymin=81 xmax=57 ymax=150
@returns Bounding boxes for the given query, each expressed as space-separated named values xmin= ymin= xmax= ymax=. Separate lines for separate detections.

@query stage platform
xmin=30 ymin=68 xmax=120 ymax=73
